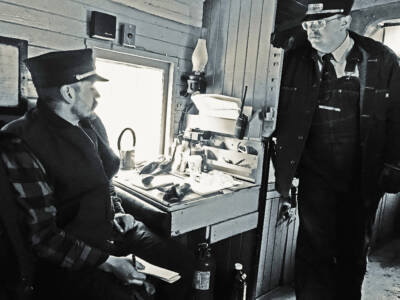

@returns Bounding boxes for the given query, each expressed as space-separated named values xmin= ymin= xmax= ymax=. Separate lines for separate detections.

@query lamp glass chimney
xmin=192 ymin=39 xmax=208 ymax=74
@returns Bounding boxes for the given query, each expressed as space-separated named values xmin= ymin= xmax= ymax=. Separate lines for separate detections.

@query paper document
xmin=135 ymin=256 xmax=181 ymax=284
xmin=191 ymin=93 xmax=241 ymax=119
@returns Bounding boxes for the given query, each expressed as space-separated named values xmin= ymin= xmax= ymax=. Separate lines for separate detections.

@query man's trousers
xmin=33 ymin=220 xmax=195 ymax=300
xmin=295 ymin=173 xmax=369 ymax=300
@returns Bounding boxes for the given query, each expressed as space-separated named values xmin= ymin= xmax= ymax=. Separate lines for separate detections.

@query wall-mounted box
xmin=89 ymin=11 xmax=116 ymax=41
xmin=120 ymin=23 xmax=136 ymax=48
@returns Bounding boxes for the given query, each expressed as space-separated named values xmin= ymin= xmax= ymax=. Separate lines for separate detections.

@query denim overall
xmin=295 ymin=47 xmax=367 ymax=300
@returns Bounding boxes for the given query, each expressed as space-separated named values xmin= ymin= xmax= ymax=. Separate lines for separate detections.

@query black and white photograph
xmin=0 ymin=1 xmax=399 ymax=299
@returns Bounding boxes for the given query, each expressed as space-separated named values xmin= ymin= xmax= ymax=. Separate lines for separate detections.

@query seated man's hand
xmin=114 ymin=213 xmax=135 ymax=233
xmin=98 ymin=255 xmax=146 ymax=286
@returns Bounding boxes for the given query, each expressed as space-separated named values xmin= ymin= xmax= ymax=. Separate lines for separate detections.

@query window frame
xmin=92 ymin=46 xmax=177 ymax=156
xmin=0 ymin=36 xmax=28 ymax=115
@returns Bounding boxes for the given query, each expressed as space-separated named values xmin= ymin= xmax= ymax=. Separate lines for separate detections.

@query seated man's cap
xmin=26 ymin=48 xmax=108 ymax=88
xmin=303 ymin=0 xmax=354 ymax=21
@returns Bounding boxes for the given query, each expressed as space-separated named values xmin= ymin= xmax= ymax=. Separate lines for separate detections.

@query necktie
xmin=321 ymin=53 xmax=337 ymax=82
xmin=318 ymin=54 xmax=337 ymax=103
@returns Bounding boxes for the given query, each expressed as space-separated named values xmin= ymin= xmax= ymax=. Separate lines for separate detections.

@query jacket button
xmin=298 ymin=136 xmax=304 ymax=140
xmin=290 ymin=160 xmax=296 ymax=165
xmin=278 ymin=146 xmax=283 ymax=150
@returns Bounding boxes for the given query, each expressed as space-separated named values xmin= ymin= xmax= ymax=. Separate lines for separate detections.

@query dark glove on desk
xmin=139 ymin=159 xmax=172 ymax=177
xmin=162 ymin=183 xmax=191 ymax=203
xmin=379 ymin=165 xmax=400 ymax=194
xmin=139 ymin=161 xmax=160 ymax=175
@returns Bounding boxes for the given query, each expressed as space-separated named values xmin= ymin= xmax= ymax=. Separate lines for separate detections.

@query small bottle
xmin=172 ymin=144 xmax=183 ymax=172
xmin=229 ymin=263 xmax=247 ymax=300
xmin=192 ymin=243 xmax=216 ymax=300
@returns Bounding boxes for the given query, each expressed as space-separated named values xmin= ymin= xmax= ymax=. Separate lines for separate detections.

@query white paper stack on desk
xmin=135 ymin=256 xmax=181 ymax=284
xmin=188 ymin=93 xmax=252 ymax=135
xmin=185 ymin=170 xmax=239 ymax=195
xmin=191 ymin=93 xmax=241 ymax=119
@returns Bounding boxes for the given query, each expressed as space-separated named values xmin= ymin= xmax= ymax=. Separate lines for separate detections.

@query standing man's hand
xmin=114 ymin=213 xmax=135 ymax=233
xmin=98 ymin=255 xmax=146 ymax=285
xmin=277 ymin=186 xmax=297 ymax=223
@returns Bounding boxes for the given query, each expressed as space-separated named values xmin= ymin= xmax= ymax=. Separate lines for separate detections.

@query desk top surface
xmin=114 ymin=170 xmax=258 ymax=211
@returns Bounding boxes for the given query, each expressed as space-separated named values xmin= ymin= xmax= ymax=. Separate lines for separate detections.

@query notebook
xmin=135 ymin=256 xmax=181 ymax=284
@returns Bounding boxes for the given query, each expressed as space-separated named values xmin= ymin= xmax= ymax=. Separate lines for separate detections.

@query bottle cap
xmin=234 ymin=263 xmax=243 ymax=270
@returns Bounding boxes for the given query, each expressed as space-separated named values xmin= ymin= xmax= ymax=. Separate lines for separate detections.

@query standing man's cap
xmin=26 ymin=48 xmax=108 ymax=88
xmin=303 ymin=0 xmax=354 ymax=21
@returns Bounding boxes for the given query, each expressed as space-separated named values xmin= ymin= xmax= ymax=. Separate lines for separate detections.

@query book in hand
xmin=135 ymin=256 xmax=181 ymax=284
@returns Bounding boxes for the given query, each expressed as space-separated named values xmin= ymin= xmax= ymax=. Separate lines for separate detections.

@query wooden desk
xmin=113 ymin=171 xmax=260 ymax=243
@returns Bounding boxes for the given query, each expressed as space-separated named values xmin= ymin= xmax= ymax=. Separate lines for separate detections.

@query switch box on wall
xmin=120 ymin=23 xmax=136 ymax=48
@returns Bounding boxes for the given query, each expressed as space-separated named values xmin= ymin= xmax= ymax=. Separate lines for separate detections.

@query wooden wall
xmin=0 ymin=0 xmax=202 ymax=133
xmin=202 ymin=1 xmax=281 ymax=298
xmin=203 ymin=0 xmax=278 ymax=113
xmin=110 ymin=0 xmax=204 ymax=28
xmin=254 ymin=189 xmax=299 ymax=299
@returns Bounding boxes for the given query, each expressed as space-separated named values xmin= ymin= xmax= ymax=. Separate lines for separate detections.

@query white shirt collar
xmin=318 ymin=33 xmax=354 ymax=62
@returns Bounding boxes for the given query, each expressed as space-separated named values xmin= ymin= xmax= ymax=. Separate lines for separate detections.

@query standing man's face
xmin=71 ymin=80 xmax=100 ymax=119
xmin=302 ymin=14 xmax=351 ymax=53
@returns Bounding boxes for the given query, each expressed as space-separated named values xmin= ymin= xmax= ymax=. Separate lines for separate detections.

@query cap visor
xmin=303 ymin=13 xmax=338 ymax=22
xmin=86 ymin=73 xmax=109 ymax=82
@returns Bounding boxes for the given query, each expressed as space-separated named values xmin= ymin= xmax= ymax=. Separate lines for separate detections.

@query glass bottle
xmin=229 ymin=263 xmax=247 ymax=300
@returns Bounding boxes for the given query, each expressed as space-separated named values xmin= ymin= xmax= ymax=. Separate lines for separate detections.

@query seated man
xmin=1 ymin=49 xmax=195 ymax=300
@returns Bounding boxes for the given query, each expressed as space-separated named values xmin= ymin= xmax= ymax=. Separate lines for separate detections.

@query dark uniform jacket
xmin=274 ymin=31 xmax=400 ymax=211
xmin=2 ymin=101 xmax=121 ymax=251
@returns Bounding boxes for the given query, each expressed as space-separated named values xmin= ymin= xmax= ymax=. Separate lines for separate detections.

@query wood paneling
xmin=110 ymin=0 xmax=203 ymax=28
xmin=282 ymin=212 xmax=299 ymax=284
xmin=210 ymin=212 xmax=259 ymax=244
xmin=255 ymin=192 xmax=298 ymax=297
xmin=232 ymin=0 xmax=251 ymax=99
xmin=204 ymin=0 xmax=280 ymax=138
xmin=244 ymin=0 xmax=264 ymax=108
xmin=223 ymin=0 xmax=241 ymax=96
xmin=0 ymin=0 xmax=202 ymax=133
xmin=202 ymin=1 xmax=285 ymax=299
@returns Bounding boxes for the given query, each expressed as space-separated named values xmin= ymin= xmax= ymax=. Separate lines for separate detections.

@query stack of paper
xmin=185 ymin=171 xmax=239 ymax=195
xmin=191 ymin=93 xmax=241 ymax=119
xmin=135 ymin=256 xmax=181 ymax=284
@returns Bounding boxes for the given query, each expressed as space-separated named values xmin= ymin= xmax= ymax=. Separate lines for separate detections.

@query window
xmin=369 ymin=19 xmax=400 ymax=56
xmin=93 ymin=49 xmax=173 ymax=162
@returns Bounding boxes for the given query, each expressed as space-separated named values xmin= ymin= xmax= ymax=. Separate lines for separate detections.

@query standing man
xmin=1 ymin=49 xmax=194 ymax=300
xmin=273 ymin=0 xmax=400 ymax=299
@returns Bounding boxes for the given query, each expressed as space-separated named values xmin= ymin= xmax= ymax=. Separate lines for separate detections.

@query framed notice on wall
xmin=0 ymin=36 xmax=28 ymax=114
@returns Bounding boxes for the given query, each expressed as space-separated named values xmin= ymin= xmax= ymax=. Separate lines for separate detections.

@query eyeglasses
xmin=302 ymin=15 xmax=342 ymax=30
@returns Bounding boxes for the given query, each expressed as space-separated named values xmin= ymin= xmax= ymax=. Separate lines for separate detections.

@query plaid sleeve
xmin=0 ymin=136 xmax=108 ymax=270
